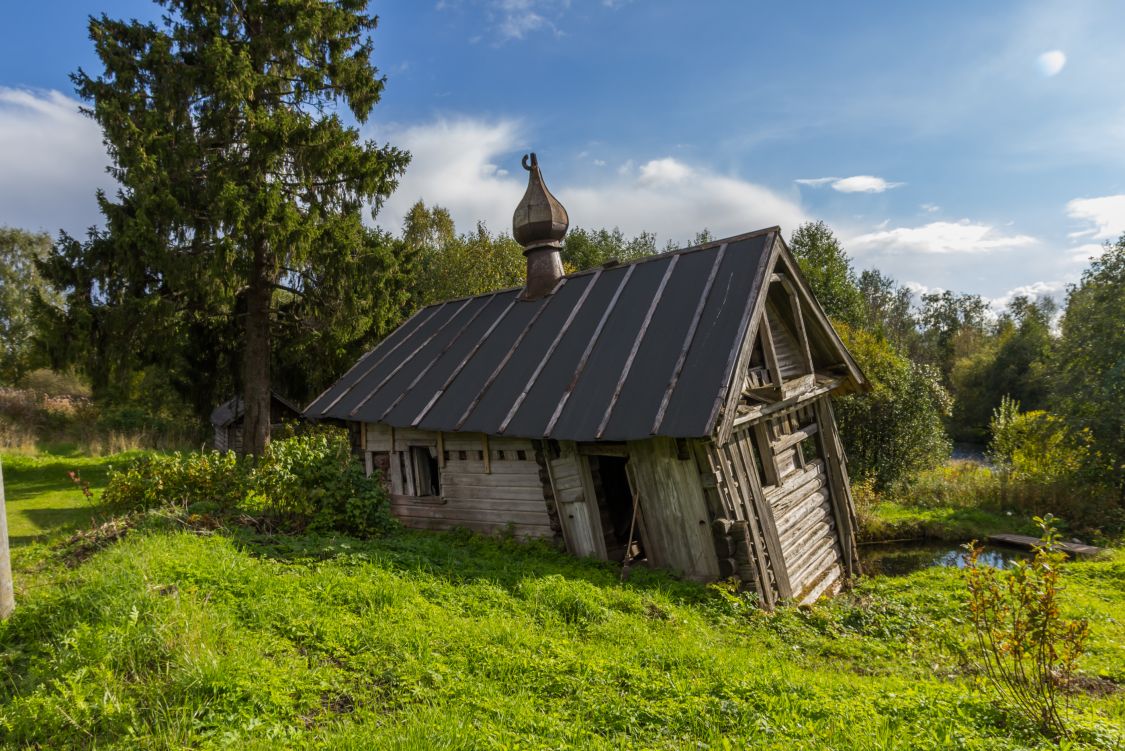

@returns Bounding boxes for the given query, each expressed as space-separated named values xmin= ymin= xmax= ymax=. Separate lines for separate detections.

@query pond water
xmin=860 ymin=542 xmax=1028 ymax=577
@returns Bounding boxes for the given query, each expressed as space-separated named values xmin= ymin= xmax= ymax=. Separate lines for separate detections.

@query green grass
xmin=2 ymin=455 xmax=1121 ymax=749
xmin=1 ymin=452 xmax=138 ymax=546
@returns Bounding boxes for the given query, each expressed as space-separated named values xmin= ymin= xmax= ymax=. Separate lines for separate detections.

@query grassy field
xmin=0 ymin=452 xmax=136 ymax=546
xmin=1 ymin=455 xmax=1122 ymax=749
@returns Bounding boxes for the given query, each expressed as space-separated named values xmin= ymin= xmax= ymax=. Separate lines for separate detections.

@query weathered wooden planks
xmin=987 ymin=534 xmax=1102 ymax=558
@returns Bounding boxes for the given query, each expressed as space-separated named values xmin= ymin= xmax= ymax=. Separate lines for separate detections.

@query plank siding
xmin=625 ymin=437 xmax=719 ymax=581
xmin=365 ymin=422 xmax=553 ymax=540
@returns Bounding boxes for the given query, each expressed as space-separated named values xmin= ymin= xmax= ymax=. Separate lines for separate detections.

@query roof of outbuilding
xmin=211 ymin=392 xmax=302 ymax=428
xmin=305 ymin=227 xmax=858 ymax=441
xmin=308 ymin=228 xmax=776 ymax=440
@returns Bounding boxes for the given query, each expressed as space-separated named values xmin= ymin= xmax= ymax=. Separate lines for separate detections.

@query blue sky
xmin=2 ymin=1 xmax=1124 ymax=308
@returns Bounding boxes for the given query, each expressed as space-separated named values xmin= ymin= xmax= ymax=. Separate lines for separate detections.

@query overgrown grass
xmin=1 ymin=515 xmax=1122 ymax=749
xmin=855 ymin=460 xmax=1124 ymax=545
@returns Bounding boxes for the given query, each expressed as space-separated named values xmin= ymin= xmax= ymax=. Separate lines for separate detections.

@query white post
xmin=0 ymin=458 xmax=13 ymax=619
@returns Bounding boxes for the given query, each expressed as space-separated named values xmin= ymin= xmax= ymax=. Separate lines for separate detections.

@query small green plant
xmin=963 ymin=514 xmax=1090 ymax=738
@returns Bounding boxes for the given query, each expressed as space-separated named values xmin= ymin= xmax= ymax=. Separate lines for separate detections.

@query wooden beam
xmin=733 ymin=435 xmax=792 ymax=599
xmin=813 ymin=397 xmax=859 ymax=577
xmin=0 ymin=459 xmax=13 ymax=619
xmin=437 ymin=432 xmax=445 ymax=469
xmin=712 ymin=232 xmax=782 ymax=444
xmin=759 ymin=316 xmax=784 ymax=389
xmin=750 ymin=423 xmax=780 ymax=487
xmin=482 ymin=433 xmax=491 ymax=474
xmin=776 ymin=274 xmax=815 ymax=374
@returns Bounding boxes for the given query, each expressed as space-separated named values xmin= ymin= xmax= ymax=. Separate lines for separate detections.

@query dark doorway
xmin=590 ymin=456 xmax=645 ymax=563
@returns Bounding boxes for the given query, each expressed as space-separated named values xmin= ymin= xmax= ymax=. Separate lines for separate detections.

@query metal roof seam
xmin=496 ymin=268 xmax=604 ymax=434
xmin=377 ymin=293 xmax=505 ymax=423
xmin=347 ymin=296 xmax=476 ymax=417
xmin=543 ymin=263 xmax=637 ymax=437
xmin=451 ymin=277 xmax=568 ymax=431
xmin=595 ymin=253 xmax=681 ymax=440
xmin=650 ymin=242 xmax=729 ymax=434
xmin=316 ymin=303 xmax=444 ymax=416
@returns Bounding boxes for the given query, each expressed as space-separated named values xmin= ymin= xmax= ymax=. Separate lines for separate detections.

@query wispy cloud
xmin=850 ymin=219 xmax=1037 ymax=255
xmin=0 ymin=87 xmax=112 ymax=234
xmin=375 ymin=117 xmax=806 ymax=246
xmin=1065 ymin=194 xmax=1125 ymax=240
xmin=796 ymin=175 xmax=904 ymax=193
xmin=1036 ymin=49 xmax=1067 ymax=77
xmin=920 ymin=203 xmax=941 ymax=213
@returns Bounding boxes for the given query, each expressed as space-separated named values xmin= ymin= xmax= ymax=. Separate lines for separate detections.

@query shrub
xmin=963 ymin=515 xmax=1090 ymax=739
xmin=252 ymin=427 xmax=395 ymax=536
xmin=987 ymin=398 xmax=1122 ymax=535
xmin=99 ymin=427 xmax=395 ymax=537
xmin=100 ymin=450 xmax=251 ymax=514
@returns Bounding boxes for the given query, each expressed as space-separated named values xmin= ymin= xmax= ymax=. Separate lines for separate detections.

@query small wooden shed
xmin=307 ymin=155 xmax=867 ymax=606
xmin=211 ymin=392 xmax=302 ymax=453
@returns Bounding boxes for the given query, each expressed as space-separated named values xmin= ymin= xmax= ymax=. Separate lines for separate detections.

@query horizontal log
xmin=438 ymin=485 xmax=548 ymax=503
xmin=798 ymin=563 xmax=842 ymax=605
xmin=392 ymin=504 xmax=551 ymax=526
xmin=438 ymin=459 xmax=539 ymax=475
xmin=392 ymin=496 xmax=550 ymax=514
xmin=440 ymin=472 xmax=545 ymax=490
xmin=396 ymin=516 xmax=554 ymax=539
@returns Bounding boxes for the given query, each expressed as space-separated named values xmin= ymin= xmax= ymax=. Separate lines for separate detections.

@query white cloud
xmin=592 ymin=159 xmax=606 ymax=167
xmin=1036 ymin=50 xmax=1067 ymax=77
xmin=1066 ymin=242 xmax=1109 ymax=264
xmin=920 ymin=203 xmax=941 ymax=213
xmin=1065 ymin=194 xmax=1125 ymax=240
xmin=794 ymin=177 xmax=836 ymax=187
xmin=989 ymin=280 xmax=1068 ymax=311
xmin=849 ymin=219 xmax=1037 ymax=255
xmin=0 ymin=88 xmax=112 ymax=235
xmin=376 ymin=117 xmax=806 ymax=246
xmin=796 ymin=175 xmax=903 ymax=193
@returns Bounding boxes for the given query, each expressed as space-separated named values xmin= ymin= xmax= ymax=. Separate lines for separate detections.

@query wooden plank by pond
xmin=987 ymin=534 xmax=1102 ymax=558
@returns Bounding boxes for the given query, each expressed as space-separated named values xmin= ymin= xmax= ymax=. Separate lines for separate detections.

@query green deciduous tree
xmin=0 ymin=228 xmax=57 ymax=384
xmin=1054 ymin=237 xmax=1125 ymax=489
xmin=788 ymin=221 xmax=864 ymax=327
xmin=832 ymin=321 xmax=952 ymax=489
xmin=49 ymin=0 xmax=409 ymax=454
xmin=561 ymin=227 xmax=656 ymax=272
xmin=856 ymin=268 xmax=917 ymax=354
xmin=403 ymin=201 xmax=525 ymax=308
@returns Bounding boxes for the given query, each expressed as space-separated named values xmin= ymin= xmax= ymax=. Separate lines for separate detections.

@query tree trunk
xmin=0 ymin=459 xmax=14 ymax=620
xmin=242 ymin=239 xmax=272 ymax=456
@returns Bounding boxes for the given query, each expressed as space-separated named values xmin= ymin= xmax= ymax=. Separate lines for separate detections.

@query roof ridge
xmin=410 ymin=225 xmax=781 ymax=311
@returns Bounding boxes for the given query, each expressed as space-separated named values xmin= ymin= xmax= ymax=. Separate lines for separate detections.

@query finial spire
xmin=513 ymin=153 xmax=568 ymax=299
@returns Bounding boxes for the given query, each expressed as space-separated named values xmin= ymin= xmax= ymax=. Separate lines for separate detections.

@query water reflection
xmin=861 ymin=542 xmax=1028 ymax=577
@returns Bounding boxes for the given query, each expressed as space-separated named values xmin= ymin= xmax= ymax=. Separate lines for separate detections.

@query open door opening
xmin=590 ymin=455 xmax=646 ymax=564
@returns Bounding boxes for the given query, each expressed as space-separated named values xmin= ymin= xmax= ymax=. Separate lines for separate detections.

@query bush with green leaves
xmin=251 ymin=427 xmax=395 ymax=536
xmin=964 ymin=515 xmax=1090 ymax=739
xmin=100 ymin=428 xmax=394 ymax=536
xmin=100 ymin=450 xmax=251 ymax=514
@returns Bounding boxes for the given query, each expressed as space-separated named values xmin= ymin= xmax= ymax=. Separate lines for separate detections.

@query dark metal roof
xmin=211 ymin=392 xmax=302 ymax=428
xmin=306 ymin=229 xmax=779 ymax=441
